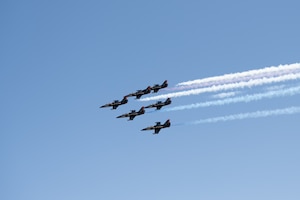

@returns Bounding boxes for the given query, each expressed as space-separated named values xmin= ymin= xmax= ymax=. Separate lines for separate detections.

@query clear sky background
xmin=1 ymin=1 xmax=300 ymax=200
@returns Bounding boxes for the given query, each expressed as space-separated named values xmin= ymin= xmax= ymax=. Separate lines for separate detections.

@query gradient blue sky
xmin=1 ymin=1 xmax=300 ymax=200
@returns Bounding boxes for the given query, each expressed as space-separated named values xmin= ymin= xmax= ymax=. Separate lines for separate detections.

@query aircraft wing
xmin=154 ymin=128 xmax=161 ymax=134
xmin=136 ymin=94 xmax=143 ymax=99
xmin=129 ymin=115 xmax=137 ymax=120
xmin=112 ymin=105 xmax=119 ymax=109
xmin=156 ymin=105 xmax=163 ymax=110
xmin=153 ymin=88 xmax=160 ymax=93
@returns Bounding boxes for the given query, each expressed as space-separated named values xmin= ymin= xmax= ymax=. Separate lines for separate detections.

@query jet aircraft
xmin=145 ymin=98 xmax=172 ymax=110
xmin=116 ymin=107 xmax=145 ymax=120
xmin=151 ymin=80 xmax=168 ymax=93
xmin=141 ymin=119 xmax=171 ymax=134
xmin=100 ymin=96 xmax=128 ymax=109
xmin=126 ymin=86 xmax=152 ymax=99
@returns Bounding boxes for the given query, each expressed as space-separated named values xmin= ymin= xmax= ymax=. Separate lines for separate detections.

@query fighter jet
xmin=145 ymin=98 xmax=172 ymax=110
xmin=100 ymin=96 xmax=128 ymax=110
xmin=151 ymin=80 xmax=168 ymax=93
xmin=126 ymin=86 xmax=152 ymax=99
xmin=116 ymin=107 xmax=145 ymax=120
xmin=141 ymin=119 xmax=171 ymax=134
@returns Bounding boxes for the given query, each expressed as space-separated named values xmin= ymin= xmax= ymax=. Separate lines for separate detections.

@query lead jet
xmin=141 ymin=119 xmax=171 ymax=134
xmin=145 ymin=98 xmax=172 ymax=110
xmin=100 ymin=96 xmax=128 ymax=110
xmin=126 ymin=86 xmax=152 ymax=99
xmin=116 ymin=107 xmax=145 ymax=120
xmin=151 ymin=80 xmax=168 ymax=93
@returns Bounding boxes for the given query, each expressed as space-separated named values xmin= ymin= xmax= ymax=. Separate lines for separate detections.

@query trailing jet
xmin=126 ymin=86 xmax=152 ymax=99
xmin=141 ymin=119 xmax=171 ymax=134
xmin=152 ymin=80 xmax=168 ymax=93
xmin=145 ymin=98 xmax=172 ymax=110
xmin=100 ymin=96 xmax=128 ymax=110
xmin=116 ymin=107 xmax=145 ymax=120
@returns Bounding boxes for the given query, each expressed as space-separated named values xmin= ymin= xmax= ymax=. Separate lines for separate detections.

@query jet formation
xmin=100 ymin=80 xmax=171 ymax=134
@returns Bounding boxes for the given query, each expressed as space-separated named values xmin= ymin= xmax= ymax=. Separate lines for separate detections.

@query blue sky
xmin=1 ymin=1 xmax=300 ymax=200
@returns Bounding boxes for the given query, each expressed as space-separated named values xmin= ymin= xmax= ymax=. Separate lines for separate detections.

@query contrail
xmin=177 ymin=63 xmax=300 ymax=88
xmin=187 ymin=106 xmax=300 ymax=124
xmin=140 ymin=73 xmax=300 ymax=101
xmin=164 ymin=85 xmax=300 ymax=111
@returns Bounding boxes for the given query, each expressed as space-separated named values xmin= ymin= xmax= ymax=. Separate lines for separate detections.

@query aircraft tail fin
xmin=139 ymin=106 xmax=145 ymax=113
xmin=162 ymin=80 xmax=168 ymax=87
xmin=121 ymin=96 xmax=128 ymax=103
xmin=164 ymin=119 xmax=171 ymax=127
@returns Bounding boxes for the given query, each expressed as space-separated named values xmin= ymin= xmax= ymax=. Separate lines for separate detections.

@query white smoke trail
xmin=140 ymin=73 xmax=300 ymax=101
xmin=212 ymin=91 xmax=239 ymax=99
xmin=187 ymin=106 xmax=300 ymax=124
xmin=263 ymin=84 xmax=287 ymax=92
xmin=177 ymin=63 xmax=300 ymax=88
xmin=164 ymin=85 xmax=300 ymax=111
